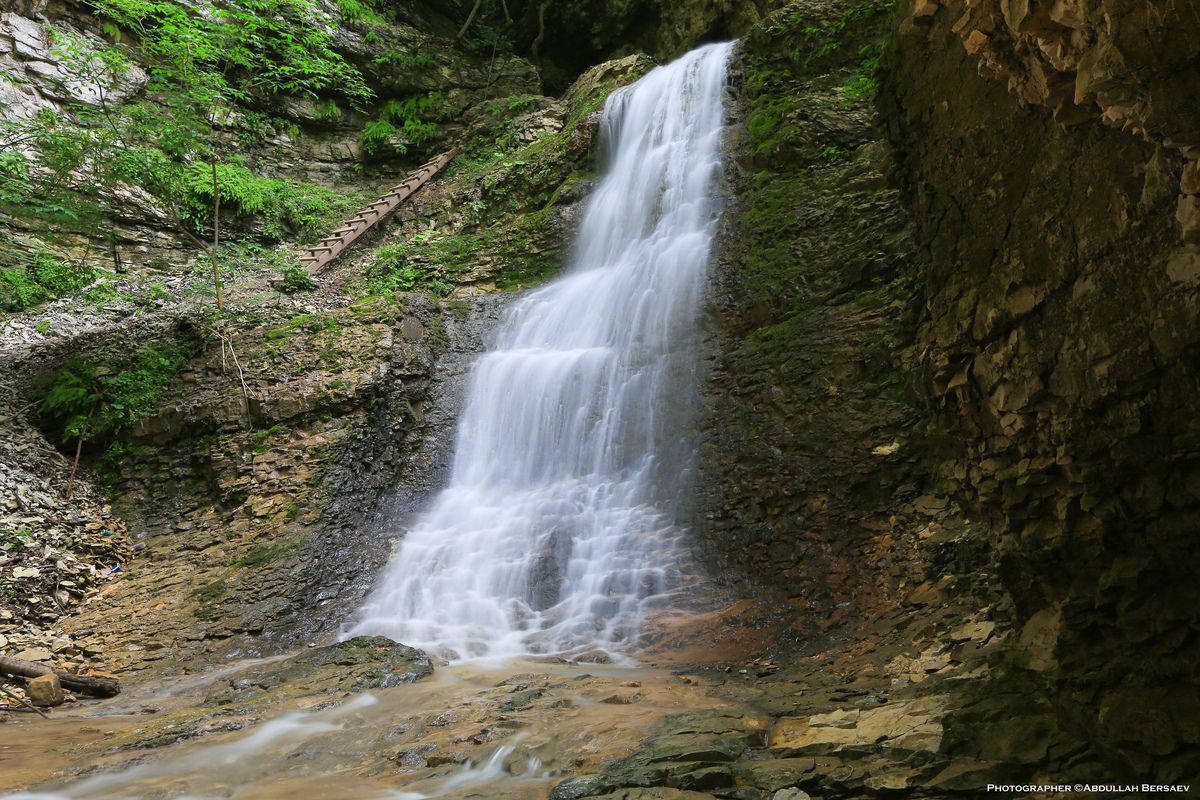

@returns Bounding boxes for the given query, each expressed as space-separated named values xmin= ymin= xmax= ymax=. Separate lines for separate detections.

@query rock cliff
xmin=882 ymin=0 xmax=1200 ymax=781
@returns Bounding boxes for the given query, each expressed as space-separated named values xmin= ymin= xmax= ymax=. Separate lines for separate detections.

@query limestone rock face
xmin=885 ymin=0 xmax=1200 ymax=780
xmin=898 ymin=0 xmax=1200 ymax=241
xmin=769 ymin=697 xmax=946 ymax=754
xmin=0 ymin=10 xmax=147 ymax=122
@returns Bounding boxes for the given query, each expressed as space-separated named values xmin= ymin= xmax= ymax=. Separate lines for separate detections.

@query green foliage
xmin=184 ymin=162 xmax=271 ymax=216
xmin=265 ymin=311 xmax=339 ymax=340
xmin=2 ymin=0 xmax=373 ymax=298
xmin=745 ymin=0 xmax=893 ymax=160
xmin=83 ymin=276 xmax=130 ymax=306
xmin=30 ymin=250 xmax=94 ymax=297
xmin=93 ymin=0 xmax=371 ymax=104
xmin=141 ymin=281 xmax=171 ymax=305
xmin=182 ymin=166 xmax=363 ymax=243
xmin=37 ymin=339 xmax=194 ymax=446
xmin=426 ymin=313 xmax=448 ymax=352
xmin=372 ymin=49 xmax=437 ymax=70
xmin=820 ymin=144 xmax=849 ymax=161
xmin=745 ymin=89 xmax=800 ymax=158
xmin=842 ymin=43 xmax=884 ymax=101
xmin=0 ymin=269 xmax=48 ymax=312
xmin=736 ymin=0 xmax=900 ymax=353
xmin=361 ymin=93 xmax=446 ymax=156
xmin=0 ymin=251 xmax=95 ymax=312
xmin=263 ymin=182 xmax=363 ymax=243
xmin=842 ymin=73 xmax=878 ymax=99
xmin=315 ymin=99 xmax=344 ymax=122
xmin=336 ymin=0 xmax=391 ymax=26
xmin=0 ymin=110 xmax=109 ymax=231
xmin=366 ymin=240 xmax=455 ymax=296
xmin=2 ymin=527 xmax=34 ymax=550
xmin=278 ymin=264 xmax=316 ymax=294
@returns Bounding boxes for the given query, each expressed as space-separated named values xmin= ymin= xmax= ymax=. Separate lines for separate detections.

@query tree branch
xmin=532 ymin=1 xmax=550 ymax=63
xmin=457 ymin=0 xmax=483 ymax=40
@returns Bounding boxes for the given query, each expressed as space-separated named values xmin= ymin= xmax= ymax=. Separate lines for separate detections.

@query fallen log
xmin=0 ymin=656 xmax=120 ymax=698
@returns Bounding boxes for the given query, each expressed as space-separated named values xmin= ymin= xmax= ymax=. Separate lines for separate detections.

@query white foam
xmin=348 ymin=42 xmax=734 ymax=661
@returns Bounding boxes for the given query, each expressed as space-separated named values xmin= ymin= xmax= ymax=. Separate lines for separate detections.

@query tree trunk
xmin=457 ymin=0 xmax=483 ymax=40
xmin=0 ymin=656 xmax=121 ymax=698
xmin=65 ymin=433 xmax=84 ymax=500
xmin=532 ymin=1 xmax=549 ymax=63
xmin=211 ymin=160 xmax=225 ymax=311
xmin=65 ymin=407 xmax=93 ymax=501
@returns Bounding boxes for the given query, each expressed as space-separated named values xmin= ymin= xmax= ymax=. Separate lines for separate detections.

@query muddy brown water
xmin=0 ymin=657 xmax=751 ymax=799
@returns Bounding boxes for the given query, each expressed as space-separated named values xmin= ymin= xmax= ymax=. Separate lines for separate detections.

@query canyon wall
xmin=885 ymin=0 xmax=1200 ymax=779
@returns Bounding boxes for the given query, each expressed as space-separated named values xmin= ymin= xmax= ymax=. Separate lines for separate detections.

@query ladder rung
xmin=295 ymin=146 xmax=456 ymax=272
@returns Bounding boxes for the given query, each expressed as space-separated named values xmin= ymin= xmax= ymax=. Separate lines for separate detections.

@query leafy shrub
xmin=182 ymin=164 xmax=361 ymax=243
xmin=278 ymin=264 xmax=316 ymax=293
xmin=361 ymin=93 xmax=445 ymax=156
xmin=0 ymin=251 xmax=94 ymax=312
xmin=37 ymin=339 xmax=194 ymax=446
xmin=28 ymin=250 xmax=94 ymax=296
xmin=184 ymin=162 xmax=272 ymax=216
xmin=315 ymin=99 xmax=343 ymax=122
xmin=366 ymin=242 xmax=454 ymax=296
xmin=842 ymin=43 xmax=883 ymax=100
xmin=0 ymin=269 xmax=48 ymax=312
xmin=263 ymin=182 xmax=360 ymax=243
xmin=336 ymin=0 xmax=388 ymax=26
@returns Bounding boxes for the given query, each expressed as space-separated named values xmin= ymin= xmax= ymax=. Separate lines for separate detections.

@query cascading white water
xmin=348 ymin=42 xmax=733 ymax=660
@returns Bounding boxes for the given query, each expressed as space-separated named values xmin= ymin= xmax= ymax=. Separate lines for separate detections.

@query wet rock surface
xmin=885 ymin=0 xmax=1200 ymax=781
xmin=1 ymin=615 xmax=1012 ymax=799
xmin=203 ymin=636 xmax=433 ymax=705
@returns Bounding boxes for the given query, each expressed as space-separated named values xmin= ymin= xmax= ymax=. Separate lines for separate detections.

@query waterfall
xmin=348 ymin=42 xmax=733 ymax=660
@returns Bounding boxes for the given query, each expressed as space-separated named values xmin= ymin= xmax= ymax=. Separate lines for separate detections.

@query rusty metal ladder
xmin=299 ymin=146 xmax=460 ymax=274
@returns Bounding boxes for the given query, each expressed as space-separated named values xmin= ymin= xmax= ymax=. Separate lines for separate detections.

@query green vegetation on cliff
xmin=36 ymin=336 xmax=198 ymax=472
xmin=2 ymin=0 xmax=372 ymax=309
xmin=0 ymin=251 xmax=95 ymax=312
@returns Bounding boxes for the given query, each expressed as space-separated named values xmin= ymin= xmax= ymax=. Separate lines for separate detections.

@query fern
xmin=361 ymin=92 xmax=446 ymax=156
xmin=185 ymin=162 xmax=270 ymax=215
xmin=37 ymin=342 xmax=193 ymax=448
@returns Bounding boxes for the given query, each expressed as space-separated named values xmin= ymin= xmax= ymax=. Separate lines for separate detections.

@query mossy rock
xmin=204 ymin=636 xmax=432 ymax=705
